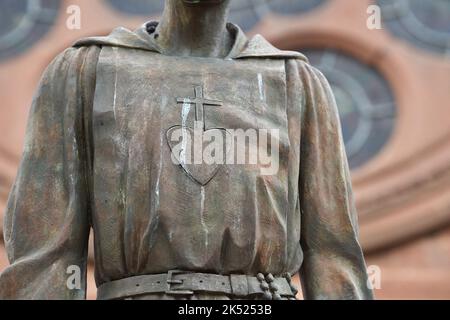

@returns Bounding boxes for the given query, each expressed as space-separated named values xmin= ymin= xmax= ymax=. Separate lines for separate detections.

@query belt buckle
xmin=165 ymin=270 xmax=194 ymax=296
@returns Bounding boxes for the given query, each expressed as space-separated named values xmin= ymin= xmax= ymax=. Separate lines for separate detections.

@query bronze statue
xmin=0 ymin=0 xmax=373 ymax=300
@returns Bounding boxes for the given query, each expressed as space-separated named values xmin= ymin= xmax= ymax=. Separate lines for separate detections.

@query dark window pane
xmin=378 ymin=0 xmax=450 ymax=55
xmin=0 ymin=0 xmax=61 ymax=62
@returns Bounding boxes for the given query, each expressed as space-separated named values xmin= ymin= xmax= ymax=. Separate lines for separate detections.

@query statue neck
xmin=154 ymin=1 xmax=232 ymax=58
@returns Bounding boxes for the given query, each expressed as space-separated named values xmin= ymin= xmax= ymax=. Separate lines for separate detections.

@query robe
xmin=0 ymin=23 xmax=373 ymax=300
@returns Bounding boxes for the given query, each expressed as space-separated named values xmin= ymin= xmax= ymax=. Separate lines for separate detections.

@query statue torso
xmin=91 ymin=47 xmax=303 ymax=283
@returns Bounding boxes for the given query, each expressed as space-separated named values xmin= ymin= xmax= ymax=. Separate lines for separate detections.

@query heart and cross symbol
xmin=166 ymin=86 xmax=231 ymax=186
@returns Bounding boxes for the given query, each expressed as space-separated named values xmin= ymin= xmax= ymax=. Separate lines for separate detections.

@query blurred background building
xmin=0 ymin=0 xmax=449 ymax=299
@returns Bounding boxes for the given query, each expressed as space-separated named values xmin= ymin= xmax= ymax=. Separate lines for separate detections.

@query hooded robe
xmin=0 ymin=23 xmax=373 ymax=300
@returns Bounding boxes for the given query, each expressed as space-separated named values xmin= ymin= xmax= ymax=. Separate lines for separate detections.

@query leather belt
xmin=97 ymin=270 xmax=298 ymax=300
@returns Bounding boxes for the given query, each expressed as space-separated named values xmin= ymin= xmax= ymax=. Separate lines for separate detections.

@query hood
xmin=73 ymin=22 xmax=308 ymax=61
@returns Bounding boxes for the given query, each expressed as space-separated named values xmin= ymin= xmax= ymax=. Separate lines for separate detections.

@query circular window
xmin=302 ymin=49 xmax=397 ymax=169
xmin=378 ymin=0 xmax=450 ymax=55
xmin=0 ymin=0 xmax=61 ymax=62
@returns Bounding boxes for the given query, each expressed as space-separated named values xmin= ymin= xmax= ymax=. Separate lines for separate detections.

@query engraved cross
xmin=177 ymin=86 xmax=222 ymax=131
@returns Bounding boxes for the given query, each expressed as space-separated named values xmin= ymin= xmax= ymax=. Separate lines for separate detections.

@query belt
xmin=97 ymin=270 xmax=298 ymax=300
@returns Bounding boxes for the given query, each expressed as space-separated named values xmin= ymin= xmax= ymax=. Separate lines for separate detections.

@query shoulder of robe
xmin=71 ymin=23 xmax=310 ymax=63
xmin=72 ymin=26 xmax=160 ymax=52
xmin=33 ymin=45 xmax=99 ymax=117
xmin=42 ymin=46 xmax=100 ymax=81
xmin=294 ymin=56 xmax=332 ymax=88
xmin=234 ymin=33 xmax=309 ymax=62
xmin=296 ymin=57 xmax=339 ymax=120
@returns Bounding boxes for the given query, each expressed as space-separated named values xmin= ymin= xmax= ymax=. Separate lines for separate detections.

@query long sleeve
xmin=298 ymin=62 xmax=373 ymax=300
xmin=0 ymin=46 xmax=100 ymax=299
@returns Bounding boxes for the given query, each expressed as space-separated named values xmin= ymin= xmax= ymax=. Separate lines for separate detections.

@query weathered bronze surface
xmin=0 ymin=0 xmax=373 ymax=300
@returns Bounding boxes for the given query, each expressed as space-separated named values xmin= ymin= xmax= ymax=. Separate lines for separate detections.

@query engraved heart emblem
xmin=166 ymin=125 xmax=231 ymax=186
